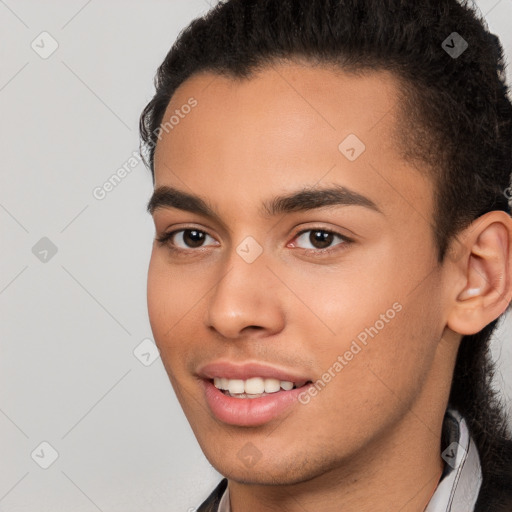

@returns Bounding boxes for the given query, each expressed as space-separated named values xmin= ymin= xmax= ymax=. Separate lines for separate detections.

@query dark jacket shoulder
xmin=196 ymin=478 xmax=228 ymax=512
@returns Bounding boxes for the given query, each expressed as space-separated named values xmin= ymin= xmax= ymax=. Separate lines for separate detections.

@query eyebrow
xmin=146 ymin=184 xmax=382 ymax=220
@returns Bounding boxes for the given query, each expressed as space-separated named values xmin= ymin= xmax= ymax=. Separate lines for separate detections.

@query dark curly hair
xmin=139 ymin=1 xmax=512 ymax=509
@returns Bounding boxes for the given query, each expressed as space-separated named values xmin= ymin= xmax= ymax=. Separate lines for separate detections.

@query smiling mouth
xmin=209 ymin=377 xmax=313 ymax=399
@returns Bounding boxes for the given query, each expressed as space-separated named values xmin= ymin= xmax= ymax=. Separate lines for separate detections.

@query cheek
xmin=296 ymin=302 xmax=439 ymax=452
xmin=146 ymin=253 xmax=168 ymax=335
xmin=147 ymin=251 xmax=198 ymax=326
xmin=146 ymin=252 xmax=212 ymax=378
xmin=289 ymin=255 xmax=441 ymax=401
xmin=336 ymin=279 xmax=443 ymax=411
xmin=147 ymin=253 xmax=192 ymax=356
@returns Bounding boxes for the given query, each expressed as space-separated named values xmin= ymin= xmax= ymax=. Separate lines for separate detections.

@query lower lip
xmin=202 ymin=379 xmax=311 ymax=427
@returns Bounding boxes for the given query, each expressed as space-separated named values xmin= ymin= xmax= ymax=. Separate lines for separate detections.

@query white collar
xmin=217 ymin=407 xmax=482 ymax=512
xmin=425 ymin=407 xmax=482 ymax=511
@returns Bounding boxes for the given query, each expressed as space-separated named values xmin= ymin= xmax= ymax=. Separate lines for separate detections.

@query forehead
xmin=156 ymin=62 xmax=401 ymax=165
xmin=153 ymin=61 xmax=433 ymax=223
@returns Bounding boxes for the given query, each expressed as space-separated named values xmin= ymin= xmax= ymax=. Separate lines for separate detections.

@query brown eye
xmin=309 ymin=230 xmax=335 ymax=249
xmin=294 ymin=228 xmax=347 ymax=251
xmin=156 ymin=229 xmax=216 ymax=250
xmin=179 ymin=229 xmax=207 ymax=248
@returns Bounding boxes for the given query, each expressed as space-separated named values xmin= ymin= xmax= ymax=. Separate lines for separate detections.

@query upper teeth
xmin=213 ymin=377 xmax=296 ymax=394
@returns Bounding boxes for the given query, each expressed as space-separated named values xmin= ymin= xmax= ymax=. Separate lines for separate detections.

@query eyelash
xmin=155 ymin=226 xmax=353 ymax=258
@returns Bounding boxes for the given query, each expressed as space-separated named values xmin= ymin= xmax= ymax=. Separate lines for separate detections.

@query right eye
xmin=156 ymin=228 xmax=218 ymax=251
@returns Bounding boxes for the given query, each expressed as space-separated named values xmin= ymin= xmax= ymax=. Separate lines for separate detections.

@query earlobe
xmin=447 ymin=211 xmax=512 ymax=336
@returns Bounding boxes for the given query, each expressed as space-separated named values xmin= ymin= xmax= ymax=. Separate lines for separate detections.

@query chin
xmin=219 ymin=467 xmax=309 ymax=486
xmin=205 ymin=450 xmax=330 ymax=486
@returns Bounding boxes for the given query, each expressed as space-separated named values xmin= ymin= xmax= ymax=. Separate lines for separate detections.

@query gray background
xmin=1 ymin=1 xmax=511 ymax=510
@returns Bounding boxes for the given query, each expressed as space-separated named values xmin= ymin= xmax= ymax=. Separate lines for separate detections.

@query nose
xmin=205 ymin=250 xmax=285 ymax=339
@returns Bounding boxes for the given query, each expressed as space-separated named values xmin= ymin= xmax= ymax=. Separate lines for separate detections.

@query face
xmin=147 ymin=61 xmax=451 ymax=484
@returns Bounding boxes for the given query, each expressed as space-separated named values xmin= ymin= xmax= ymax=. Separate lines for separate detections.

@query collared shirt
xmin=215 ymin=407 xmax=482 ymax=512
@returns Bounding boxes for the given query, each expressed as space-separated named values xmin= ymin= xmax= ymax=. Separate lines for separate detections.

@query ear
xmin=446 ymin=211 xmax=512 ymax=336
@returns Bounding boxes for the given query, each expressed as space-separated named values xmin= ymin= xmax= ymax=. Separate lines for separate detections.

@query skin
xmin=147 ymin=61 xmax=512 ymax=512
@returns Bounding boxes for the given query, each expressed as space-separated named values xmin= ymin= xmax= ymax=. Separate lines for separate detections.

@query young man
xmin=140 ymin=0 xmax=512 ymax=510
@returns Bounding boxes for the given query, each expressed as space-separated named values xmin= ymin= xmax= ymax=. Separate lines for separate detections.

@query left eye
xmin=292 ymin=229 xmax=348 ymax=251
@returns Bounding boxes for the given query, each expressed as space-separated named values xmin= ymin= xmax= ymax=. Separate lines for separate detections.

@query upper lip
xmin=197 ymin=360 xmax=312 ymax=383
